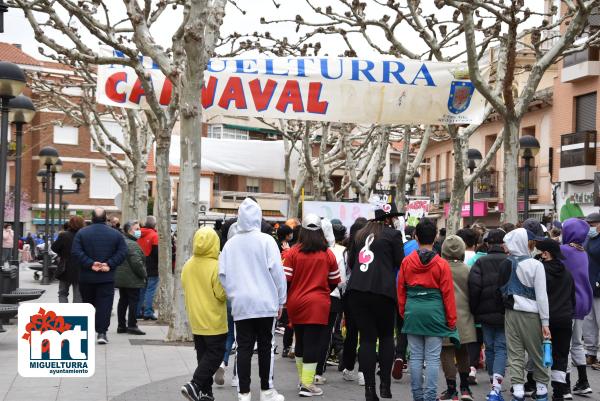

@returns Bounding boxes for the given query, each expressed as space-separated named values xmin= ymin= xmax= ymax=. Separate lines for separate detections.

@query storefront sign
xmin=444 ymin=201 xmax=488 ymax=218
xmin=96 ymin=49 xmax=485 ymax=125
xmin=573 ymin=192 xmax=594 ymax=205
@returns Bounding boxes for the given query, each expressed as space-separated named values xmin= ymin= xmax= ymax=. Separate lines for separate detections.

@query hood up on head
xmin=321 ymin=218 xmax=336 ymax=248
xmin=442 ymin=235 xmax=466 ymax=260
xmin=504 ymin=228 xmax=530 ymax=257
xmin=237 ymin=198 xmax=262 ymax=233
xmin=192 ymin=226 xmax=220 ymax=259
xmin=562 ymin=218 xmax=589 ymax=245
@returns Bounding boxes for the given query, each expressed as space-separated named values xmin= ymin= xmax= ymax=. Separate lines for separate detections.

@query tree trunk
xmin=447 ymin=127 xmax=467 ymax=235
xmin=395 ymin=128 xmax=411 ymax=212
xmin=154 ymin=138 xmax=173 ymax=325
xmin=503 ymin=119 xmax=520 ymax=224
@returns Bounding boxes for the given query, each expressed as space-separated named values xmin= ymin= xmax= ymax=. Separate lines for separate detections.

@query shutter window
xmin=576 ymin=92 xmax=597 ymax=132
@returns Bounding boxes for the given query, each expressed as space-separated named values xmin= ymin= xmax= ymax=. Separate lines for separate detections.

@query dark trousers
xmin=348 ymin=290 xmax=395 ymax=387
xmin=342 ymin=294 xmax=359 ymax=371
xmin=79 ymin=281 xmax=115 ymax=334
xmin=551 ymin=324 xmax=573 ymax=382
xmin=117 ymin=287 xmax=140 ymax=328
xmin=279 ymin=308 xmax=294 ymax=349
xmin=395 ymin=310 xmax=408 ymax=360
xmin=235 ymin=317 xmax=276 ymax=394
xmin=317 ymin=297 xmax=343 ymax=375
xmin=295 ymin=324 xmax=328 ymax=365
xmin=468 ymin=326 xmax=484 ymax=368
xmin=193 ymin=334 xmax=227 ymax=394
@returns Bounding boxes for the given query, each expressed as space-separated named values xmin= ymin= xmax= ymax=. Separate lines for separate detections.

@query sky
xmin=2 ymin=0 xmax=555 ymax=62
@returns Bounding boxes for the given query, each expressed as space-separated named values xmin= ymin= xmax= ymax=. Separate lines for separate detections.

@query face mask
xmin=133 ymin=230 xmax=142 ymax=239
xmin=589 ymin=227 xmax=598 ymax=238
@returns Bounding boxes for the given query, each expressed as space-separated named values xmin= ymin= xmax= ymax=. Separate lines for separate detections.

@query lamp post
xmin=8 ymin=95 xmax=35 ymax=276
xmin=38 ymin=147 xmax=58 ymax=285
xmin=60 ymin=201 xmax=69 ymax=225
xmin=519 ymin=135 xmax=540 ymax=221
xmin=56 ymin=171 xmax=86 ymax=225
xmin=50 ymin=158 xmax=62 ymax=242
xmin=0 ymin=1 xmax=7 ymax=33
xmin=0 ymin=62 xmax=26 ymax=254
xmin=467 ymin=148 xmax=482 ymax=226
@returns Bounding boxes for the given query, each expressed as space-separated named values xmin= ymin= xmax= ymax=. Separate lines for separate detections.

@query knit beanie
xmin=442 ymin=235 xmax=466 ymax=261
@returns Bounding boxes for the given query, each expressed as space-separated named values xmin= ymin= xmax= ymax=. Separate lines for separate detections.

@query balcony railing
xmin=564 ymin=47 xmax=600 ymax=68
xmin=474 ymin=170 xmax=499 ymax=199
xmin=518 ymin=166 xmax=538 ymax=196
xmin=560 ymin=131 xmax=597 ymax=168
xmin=438 ymin=179 xmax=452 ymax=202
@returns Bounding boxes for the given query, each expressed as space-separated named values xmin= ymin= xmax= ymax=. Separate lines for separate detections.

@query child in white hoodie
xmin=498 ymin=228 xmax=550 ymax=401
xmin=219 ymin=198 xmax=287 ymax=401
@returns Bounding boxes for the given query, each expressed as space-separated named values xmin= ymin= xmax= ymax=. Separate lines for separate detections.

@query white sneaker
xmin=342 ymin=369 xmax=356 ymax=381
xmin=260 ymin=388 xmax=285 ymax=401
xmin=358 ymin=372 xmax=365 ymax=386
xmin=214 ymin=362 xmax=225 ymax=386
xmin=299 ymin=384 xmax=323 ymax=397
xmin=238 ymin=392 xmax=251 ymax=401
xmin=314 ymin=375 xmax=327 ymax=385
xmin=231 ymin=375 xmax=239 ymax=387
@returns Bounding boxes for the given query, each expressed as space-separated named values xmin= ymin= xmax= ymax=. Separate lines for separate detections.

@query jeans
xmin=408 ymin=334 xmax=443 ymax=401
xmin=1 ymin=248 xmax=11 ymax=265
xmin=58 ymin=280 xmax=82 ymax=303
xmin=137 ymin=276 xmax=159 ymax=317
xmin=482 ymin=324 xmax=507 ymax=377
xmin=223 ymin=302 xmax=235 ymax=366
xmin=583 ymin=297 xmax=600 ymax=356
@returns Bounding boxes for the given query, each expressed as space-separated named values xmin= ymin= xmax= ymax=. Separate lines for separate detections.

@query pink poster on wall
xmin=444 ymin=201 xmax=488 ymax=218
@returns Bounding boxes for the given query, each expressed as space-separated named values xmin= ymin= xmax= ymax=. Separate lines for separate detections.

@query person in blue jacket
xmin=72 ymin=207 xmax=127 ymax=345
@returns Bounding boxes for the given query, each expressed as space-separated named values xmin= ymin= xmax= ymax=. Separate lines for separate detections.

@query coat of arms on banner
xmin=447 ymin=68 xmax=475 ymax=114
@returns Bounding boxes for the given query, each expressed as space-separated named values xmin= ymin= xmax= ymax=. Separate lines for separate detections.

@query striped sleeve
xmin=283 ymin=248 xmax=294 ymax=281
xmin=327 ymin=250 xmax=342 ymax=284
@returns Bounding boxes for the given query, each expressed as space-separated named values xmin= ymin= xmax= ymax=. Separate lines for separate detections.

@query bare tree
xmin=30 ymin=62 xmax=152 ymax=222
xmin=12 ymin=0 xmax=227 ymax=341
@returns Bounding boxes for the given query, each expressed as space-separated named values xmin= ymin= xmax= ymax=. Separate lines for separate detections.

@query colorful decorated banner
xmin=96 ymin=49 xmax=486 ymax=125
xmin=444 ymin=201 xmax=489 ymax=218
xmin=303 ymin=201 xmax=374 ymax=229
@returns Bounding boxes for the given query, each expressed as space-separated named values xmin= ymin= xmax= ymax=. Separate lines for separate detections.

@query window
xmin=90 ymin=121 xmax=125 ymax=154
xmin=213 ymin=174 xmax=220 ymax=191
xmin=246 ymin=177 xmax=259 ymax=193
xmin=90 ymin=165 xmax=121 ymax=199
xmin=54 ymin=172 xmax=78 ymax=191
xmin=53 ymin=125 xmax=78 ymax=145
xmin=147 ymin=181 xmax=153 ymax=198
xmin=576 ymin=92 xmax=597 ymax=132
xmin=92 ymin=142 xmax=112 ymax=152
xmin=273 ymin=180 xmax=286 ymax=194
xmin=207 ymin=124 xmax=249 ymax=140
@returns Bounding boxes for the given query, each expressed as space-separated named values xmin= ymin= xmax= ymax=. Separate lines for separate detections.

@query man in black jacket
xmin=467 ymin=229 xmax=507 ymax=400
xmin=72 ymin=208 xmax=127 ymax=344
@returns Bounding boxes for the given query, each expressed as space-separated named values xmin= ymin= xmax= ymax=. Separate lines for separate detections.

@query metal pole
xmin=524 ymin=157 xmax=530 ymax=221
xmin=50 ymin=171 xmax=55 ymax=244
xmin=59 ymin=186 xmax=63 ymax=228
xmin=0 ymin=97 xmax=9 ymax=267
xmin=41 ymin=164 xmax=51 ymax=285
xmin=11 ymin=123 xmax=23 ymax=279
xmin=469 ymin=167 xmax=475 ymax=226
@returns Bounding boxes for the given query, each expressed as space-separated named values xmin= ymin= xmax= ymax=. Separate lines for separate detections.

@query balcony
xmin=438 ymin=179 xmax=452 ymax=202
xmin=559 ymin=131 xmax=597 ymax=182
xmin=561 ymin=47 xmax=600 ymax=82
xmin=474 ymin=170 xmax=499 ymax=199
xmin=421 ymin=180 xmax=451 ymax=203
xmin=518 ymin=166 xmax=538 ymax=196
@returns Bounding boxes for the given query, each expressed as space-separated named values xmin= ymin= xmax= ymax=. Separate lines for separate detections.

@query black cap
xmin=523 ymin=218 xmax=546 ymax=241
xmin=486 ymin=229 xmax=505 ymax=245
xmin=586 ymin=212 xmax=600 ymax=223
xmin=535 ymin=238 xmax=564 ymax=260
xmin=372 ymin=202 xmax=403 ymax=221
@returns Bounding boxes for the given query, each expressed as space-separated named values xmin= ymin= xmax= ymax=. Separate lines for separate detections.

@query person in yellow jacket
xmin=181 ymin=227 xmax=227 ymax=401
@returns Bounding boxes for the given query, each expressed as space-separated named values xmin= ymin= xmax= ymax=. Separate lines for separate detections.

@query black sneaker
xmin=97 ymin=333 xmax=108 ymax=344
xmin=181 ymin=382 xmax=200 ymax=401
xmin=439 ymin=389 xmax=458 ymax=401
xmin=572 ymin=380 xmax=592 ymax=395
xmin=127 ymin=327 xmax=146 ymax=335
xmin=460 ymin=388 xmax=473 ymax=401
xmin=282 ymin=347 xmax=290 ymax=358
xmin=117 ymin=327 xmax=127 ymax=334
xmin=524 ymin=381 xmax=536 ymax=398
xmin=199 ymin=393 xmax=214 ymax=401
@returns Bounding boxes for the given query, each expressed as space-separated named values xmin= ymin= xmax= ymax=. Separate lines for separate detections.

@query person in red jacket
xmin=136 ymin=216 xmax=159 ymax=320
xmin=398 ymin=218 xmax=458 ymax=401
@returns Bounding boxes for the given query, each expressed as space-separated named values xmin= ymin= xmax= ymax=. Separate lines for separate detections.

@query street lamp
xmin=519 ymin=135 xmax=540 ymax=221
xmin=38 ymin=146 xmax=59 ymax=285
xmin=50 ymin=158 xmax=63 ymax=241
xmin=407 ymin=170 xmax=421 ymax=197
xmin=8 ymin=95 xmax=35 ymax=274
xmin=60 ymin=201 xmax=69 ymax=226
xmin=57 ymin=170 xmax=86 ymax=228
xmin=0 ymin=2 xmax=7 ymax=33
xmin=467 ymin=148 xmax=482 ymax=225
xmin=0 ymin=62 xmax=26 ymax=254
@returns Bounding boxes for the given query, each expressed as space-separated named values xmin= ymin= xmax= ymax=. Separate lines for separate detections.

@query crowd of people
xmin=178 ymin=196 xmax=600 ymax=401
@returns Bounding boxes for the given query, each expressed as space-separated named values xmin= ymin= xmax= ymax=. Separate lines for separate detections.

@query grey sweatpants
xmin=583 ymin=297 xmax=600 ymax=357
xmin=505 ymin=309 xmax=549 ymax=385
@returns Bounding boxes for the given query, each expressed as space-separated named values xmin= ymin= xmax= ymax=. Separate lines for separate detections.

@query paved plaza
xmin=1 ymin=264 xmax=600 ymax=401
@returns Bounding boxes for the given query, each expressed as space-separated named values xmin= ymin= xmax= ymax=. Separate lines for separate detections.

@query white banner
xmin=302 ymin=201 xmax=374 ymax=229
xmin=97 ymin=50 xmax=485 ymax=125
